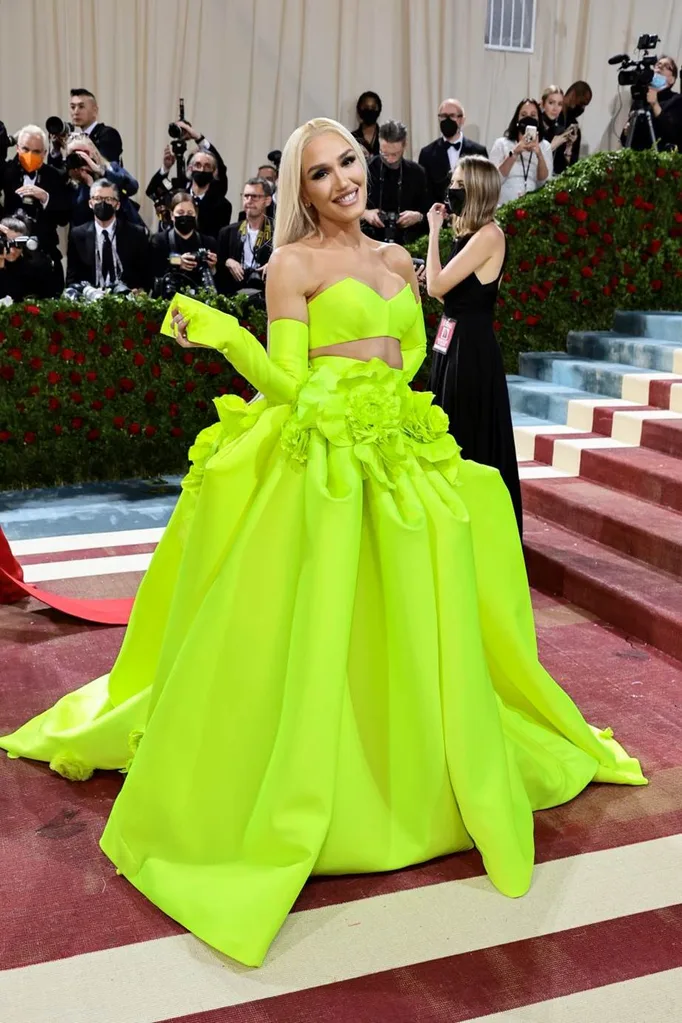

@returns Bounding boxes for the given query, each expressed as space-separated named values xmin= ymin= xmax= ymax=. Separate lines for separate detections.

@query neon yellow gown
xmin=0 ymin=281 xmax=646 ymax=967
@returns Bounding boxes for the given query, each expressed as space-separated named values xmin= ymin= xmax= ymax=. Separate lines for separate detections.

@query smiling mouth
xmin=334 ymin=189 xmax=359 ymax=206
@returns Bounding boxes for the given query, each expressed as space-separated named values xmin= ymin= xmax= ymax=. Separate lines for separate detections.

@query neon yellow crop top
xmin=160 ymin=278 xmax=427 ymax=405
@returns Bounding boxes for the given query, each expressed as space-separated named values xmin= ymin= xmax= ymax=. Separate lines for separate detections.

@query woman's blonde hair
xmin=273 ymin=117 xmax=367 ymax=250
xmin=66 ymin=132 xmax=109 ymax=170
xmin=450 ymin=156 xmax=501 ymax=237
xmin=541 ymin=85 xmax=564 ymax=105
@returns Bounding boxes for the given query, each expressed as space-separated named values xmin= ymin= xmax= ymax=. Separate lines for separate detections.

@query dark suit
xmin=418 ymin=136 xmax=488 ymax=206
xmin=49 ymin=123 xmax=123 ymax=169
xmin=0 ymin=250 xmax=60 ymax=300
xmin=216 ymin=218 xmax=273 ymax=295
xmin=1 ymin=158 xmax=70 ymax=255
xmin=66 ymin=219 xmax=150 ymax=290
xmin=649 ymin=92 xmax=682 ymax=152
xmin=365 ymin=157 xmax=429 ymax=246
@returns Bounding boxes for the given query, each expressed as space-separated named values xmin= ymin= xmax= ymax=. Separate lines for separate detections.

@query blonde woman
xmin=64 ymin=133 xmax=142 ymax=226
xmin=1 ymin=119 xmax=644 ymax=969
xmin=426 ymin=155 xmax=522 ymax=533
xmin=541 ymin=85 xmax=575 ymax=152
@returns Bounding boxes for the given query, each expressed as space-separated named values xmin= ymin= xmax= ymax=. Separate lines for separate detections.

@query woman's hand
xmin=169 ymin=307 xmax=211 ymax=349
xmin=179 ymin=252 xmax=197 ymax=272
xmin=513 ymin=138 xmax=532 ymax=155
xmin=427 ymin=203 xmax=447 ymax=233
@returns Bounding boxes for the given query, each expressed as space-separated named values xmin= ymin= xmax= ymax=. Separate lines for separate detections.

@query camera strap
xmin=378 ymin=159 xmax=403 ymax=214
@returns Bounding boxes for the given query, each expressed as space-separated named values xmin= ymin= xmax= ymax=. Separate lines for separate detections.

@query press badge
xmin=433 ymin=316 xmax=457 ymax=354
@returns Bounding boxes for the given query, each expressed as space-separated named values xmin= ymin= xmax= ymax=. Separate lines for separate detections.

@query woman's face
xmin=451 ymin=166 xmax=464 ymax=189
xmin=172 ymin=201 xmax=197 ymax=231
xmin=301 ymin=132 xmax=366 ymax=225
xmin=518 ymin=102 xmax=538 ymax=123
xmin=543 ymin=92 xmax=563 ymax=120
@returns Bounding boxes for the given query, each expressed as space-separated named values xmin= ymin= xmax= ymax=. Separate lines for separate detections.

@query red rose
xmin=0 ymin=366 xmax=15 ymax=381
xmin=555 ymin=191 xmax=570 ymax=205
xmin=144 ymin=389 xmax=156 ymax=404
xmin=182 ymin=351 xmax=195 ymax=365
xmin=91 ymin=399 xmax=104 ymax=411
xmin=71 ymin=416 xmax=83 ymax=430
xmin=170 ymin=426 xmax=183 ymax=438
xmin=87 ymin=428 xmax=100 ymax=441
xmin=555 ymin=232 xmax=569 ymax=245
xmin=520 ymin=291 xmax=529 ymax=303
xmin=603 ymin=233 xmax=613 ymax=244
xmin=104 ymin=386 xmax=116 ymax=400
xmin=113 ymin=416 xmax=125 ymax=429
xmin=51 ymin=330 xmax=64 ymax=344
xmin=626 ymin=283 xmax=637 ymax=293
xmin=47 ymin=371 xmax=61 ymax=385
xmin=29 ymin=357 xmax=43 ymax=370
xmin=151 ymin=364 xmax=161 ymax=378
xmin=53 ymin=424 xmax=63 ymax=435
xmin=69 ymin=310 xmax=81 ymax=320
xmin=23 ymin=431 xmax=37 ymax=444
xmin=136 ymin=311 xmax=145 ymax=323
xmin=146 ymin=321 xmax=159 ymax=334
xmin=588 ymin=222 xmax=600 ymax=235
xmin=133 ymin=353 xmax=145 ymax=367
xmin=24 ymin=304 xmax=40 ymax=316
xmin=217 ymin=386 xmax=228 ymax=395
xmin=47 ymin=343 xmax=60 ymax=356
xmin=576 ymin=227 xmax=588 ymax=238
xmin=655 ymin=167 xmax=667 ymax=179
xmin=119 ymin=377 xmax=135 ymax=392
xmin=87 ymin=328 xmax=97 ymax=342
xmin=53 ymin=310 xmax=68 ymax=323
xmin=144 ymin=425 xmax=156 ymax=438
xmin=48 ymin=396 xmax=60 ymax=411
xmin=142 ymin=337 xmax=152 ymax=347
xmin=28 ymin=384 xmax=40 ymax=396
xmin=651 ymin=279 xmax=663 ymax=291
xmin=9 ymin=313 xmax=22 ymax=327
xmin=99 ymin=343 xmax=113 ymax=357
xmin=614 ymin=195 xmax=626 ymax=207
xmin=514 ymin=208 xmax=528 ymax=220
xmin=169 ymin=402 xmax=180 ymax=418
xmin=195 ymin=362 xmax=208 ymax=375
xmin=122 ymin=337 xmax=135 ymax=351
xmin=535 ymin=255 xmax=545 ymax=266
xmin=61 ymin=348 xmax=75 ymax=361
xmin=70 ymin=371 xmax=82 ymax=384
xmin=75 ymin=353 xmax=86 ymax=365
xmin=590 ymin=255 xmax=601 ymax=267
xmin=128 ymin=422 xmax=141 ymax=435
xmin=583 ymin=197 xmax=596 ymax=207
xmin=118 ymin=320 xmax=128 ymax=329
xmin=502 ymin=272 xmax=512 ymax=283
xmin=512 ymin=309 xmax=523 ymax=321
xmin=70 ymin=391 xmax=83 ymax=404
xmin=518 ymin=260 xmax=531 ymax=272
xmin=196 ymin=399 xmax=208 ymax=410
xmin=649 ymin=239 xmax=662 ymax=255
xmin=22 ymin=329 xmax=33 ymax=341
xmin=160 ymin=345 xmax=173 ymax=360
xmin=208 ymin=361 xmax=222 ymax=375
xmin=185 ymin=380 xmax=196 ymax=393
xmin=8 ymin=348 xmax=22 ymax=361
xmin=103 ymin=323 xmax=112 ymax=335
xmin=0 ymin=430 xmax=12 ymax=442
xmin=526 ymin=315 xmax=541 ymax=326
xmin=86 ymin=370 xmax=97 ymax=382
xmin=581 ymin=267 xmax=594 ymax=278
xmin=572 ymin=208 xmax=588 ymax=222
xmin=603 ymin=285 xmax=612 ymax=296
xmin=507 ymin=224 xmax=517 ymax=236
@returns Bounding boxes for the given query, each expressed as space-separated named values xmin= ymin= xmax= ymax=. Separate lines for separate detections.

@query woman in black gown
xmin=425 ymin=155 xmax=522 ymax=535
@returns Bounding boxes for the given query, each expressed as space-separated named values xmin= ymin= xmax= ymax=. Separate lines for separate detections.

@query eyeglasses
xmin=657 ymin=62 xmax=673 ymax=72
xmin=439 ymin=112 xmax=464 ymax=119
xmin=242 ymin=192 xmax=267 ymax=200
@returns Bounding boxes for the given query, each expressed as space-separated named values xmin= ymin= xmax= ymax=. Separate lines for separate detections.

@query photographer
xmin=620 ymin=56 xmax=678 ymax=149
xmin=150 ymin=192 xmax=218 ymax=296
xmin=217 ymin=177 xmax=272 ymax=298
xmin=0 ymin=216 xmax=59 ymax=300
xmin=66 ymin=180 xmax=149 ymax=291
xmin=350 ymin=91 xmax=383 ymax=157
xmin=553 ymin=82 xmax=592 ymax=174
xmin=63 ymin=134 xmax=143 ymax=226
xmin=490 ymin=99 xmax=552 ymax=206
xmin=48 ymin=88 xmax=123 ymax=167
xmin=146 ymin=121 xmax=230 ymax=231
xmin=1 ymin=125 xmax=69 ymax=291
xmin=362 ymin=121 xmax=429 ymax=246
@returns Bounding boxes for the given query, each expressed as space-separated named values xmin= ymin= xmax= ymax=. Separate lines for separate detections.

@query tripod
xmin=624 ymin=96 xmax=658 ymax=150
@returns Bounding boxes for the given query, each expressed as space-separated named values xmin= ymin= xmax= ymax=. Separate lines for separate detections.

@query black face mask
xmin=571 ymin=104 xmax=585 ymax=118
xmin=440 ymin=116 xmax=459 ymax=139
xmin=517 ymin=116 xmax=539 ymax=134
xmin=359 ymin=107 xmax=379 ymax=126
xmin=174 ymin=215 xmax=197 ymax=235
xmin=191 ymin=170 xmax=213 ymax=188
xmin=93 ymin=201 xmax=116 ymax=222
xmin=447 ymin=187 xmax=466 ymax=217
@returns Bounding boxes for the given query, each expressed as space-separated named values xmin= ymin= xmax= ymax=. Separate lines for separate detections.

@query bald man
xmin=418 ymin=98 xmax=488 ymax=207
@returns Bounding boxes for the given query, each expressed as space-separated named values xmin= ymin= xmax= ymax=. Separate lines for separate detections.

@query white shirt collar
xmin=83 ymin=121 xmax=100 ymax=136
xmin=442 ymin=132 xmax=464 ymax=146
xmin=95 ymin=217 xmax=116 ymax=241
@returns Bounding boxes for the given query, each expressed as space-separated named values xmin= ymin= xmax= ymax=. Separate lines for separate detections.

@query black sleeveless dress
xmin=428 ymin=233 xmax=523 ymax=534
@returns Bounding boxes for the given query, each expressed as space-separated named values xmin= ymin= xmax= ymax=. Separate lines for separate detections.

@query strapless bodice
xmin=306 ymin=278 xmax=418 ymax=349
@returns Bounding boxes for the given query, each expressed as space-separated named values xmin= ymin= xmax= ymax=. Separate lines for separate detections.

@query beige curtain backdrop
xmin=1 ymin=0 xmax=682 ymax=225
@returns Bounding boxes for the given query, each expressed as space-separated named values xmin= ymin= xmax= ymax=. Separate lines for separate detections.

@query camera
xmin=194 ymin=248 xmax=216 ymax=292
xmin=379 ymin=210 xmax=399 ymax=242
xmin=167 ymin=98 xmax=189 ymax=185
xmin=63 ymin=281 xmax=133 ymax=302
xmin=0 ymin=233 xmax=39 ymax=254
xmin=65 ymin=151 xmax=87 ymax=171
xmin=267 ymin=149 xmax=282 ymax=171
xmin=45 ymin=116 xmax=74 ymax=137
xmin=609 ymin=33 xmax=660 ymax=99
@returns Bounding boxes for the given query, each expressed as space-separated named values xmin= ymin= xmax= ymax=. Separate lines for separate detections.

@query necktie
xmin=448 ymin=140 xmax=461 ymax=151
xmin=101 ymin=229 xmax=115 ymax=285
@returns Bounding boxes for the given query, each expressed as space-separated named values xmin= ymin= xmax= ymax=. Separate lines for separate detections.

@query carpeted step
xmin=613 ymin=310 xmax=682 ymax=342
xmin=522 ymin=476 xmax=682 ymax=577
xmin=524 ymin=513 xmax=682 ymax=661
xmin=578 ymin=445 xmax=682 ymax=514
xmin=567 ymin=331 xmax=682 ymax=373
xmin=518 ymin=353 xmax=682 ymax=409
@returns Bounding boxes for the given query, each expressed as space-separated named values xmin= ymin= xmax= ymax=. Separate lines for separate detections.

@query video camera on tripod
xmin=609 ymin=33 xmax=661 ymax=148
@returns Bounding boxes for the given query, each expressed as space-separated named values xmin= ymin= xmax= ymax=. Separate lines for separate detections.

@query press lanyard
xmin=518 ymin=151 xmax=533 ymax=191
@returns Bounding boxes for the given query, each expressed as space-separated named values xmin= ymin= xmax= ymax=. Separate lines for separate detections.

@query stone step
xmin=506 ymin=376 xmax=616 ymax=423
xmin=613 ymin=310 xmax=682 ymax=342
xmin=524 ymin=513 xmax=682 ymax=662
xmin=522 ymin=476 xmax=682 ymax=578
xmin=567 ymin=331 xmax=682 ymax=373
xmin=517 ymin=353 xmax=682 ymax=409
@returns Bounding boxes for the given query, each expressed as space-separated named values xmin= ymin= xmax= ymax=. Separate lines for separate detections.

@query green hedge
xmin=0 ymin=293 xmax=265 ymax=489
xmin=410 ymin=147 xmax=682 ymax=372
xmin=2 ymin=148 xmax=681 ymax=489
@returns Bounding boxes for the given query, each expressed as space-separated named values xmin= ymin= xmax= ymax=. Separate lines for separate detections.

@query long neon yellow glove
xmin=160 ymin=294 xmax=309 ymax=405
xmin=400 ymin=303 xmax=427 ymax=382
